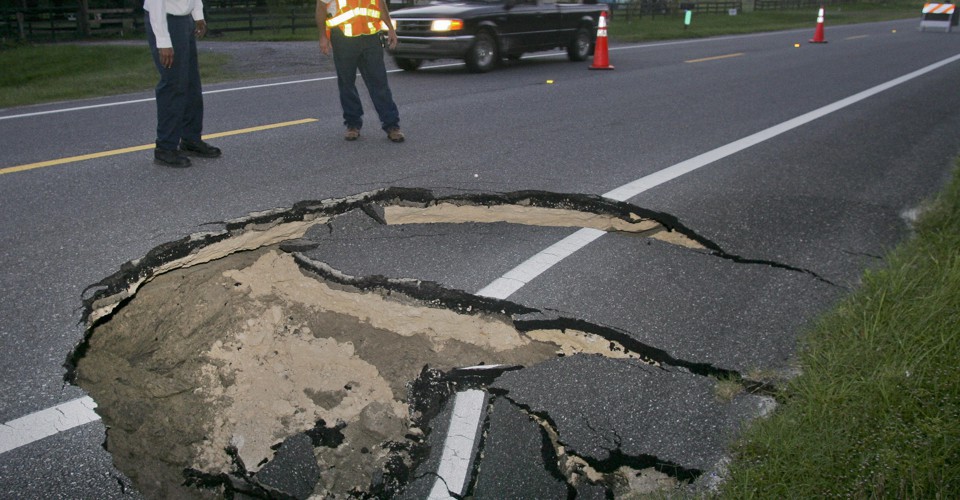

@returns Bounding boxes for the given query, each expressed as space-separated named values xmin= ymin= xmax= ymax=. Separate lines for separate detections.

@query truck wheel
xmin=394 ymin=57 xmax=423 ymax=71
xmin=567 ymin=26 xmax=592 ymax=62
xmin=465 ymin=30 xmax=499 ymax=73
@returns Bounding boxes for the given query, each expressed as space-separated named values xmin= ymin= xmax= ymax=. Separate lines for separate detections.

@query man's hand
xmin=159 ymin=47 xmax=174 ymax=68
xmin=319 ymin=35 xmax=331 ymax=55
xmin=386 ymin=29 xmax=398 ymax=50
xmin=194 ymin=19 xmax=207 ymax=39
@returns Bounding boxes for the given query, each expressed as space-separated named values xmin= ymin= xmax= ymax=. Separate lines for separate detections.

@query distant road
xmin=2 ymin=18 xmax=959 ymax=497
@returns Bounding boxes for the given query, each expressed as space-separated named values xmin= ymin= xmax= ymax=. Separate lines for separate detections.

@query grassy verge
xmin=721 ymin=164 xmax=960 ymax=498
xmin=608 ymin=1 xmax=919 ymax=41
xmin=0 ymin=43 xmax=232 ymax=109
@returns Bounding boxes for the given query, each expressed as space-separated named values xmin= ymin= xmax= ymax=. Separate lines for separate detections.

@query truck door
xmin=555 ymin=2 xmax=587 ymax=49
xmin=536 ymin=0 xmax=564 ymax=49
xmin=498 ymin=0 xmax=550 ymax=53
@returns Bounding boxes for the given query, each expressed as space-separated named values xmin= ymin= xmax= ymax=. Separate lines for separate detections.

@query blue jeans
xmin=146 ymin=14 xmax=204 ymax=151
xmin=330 ymin=30 xmax=400 ymax=131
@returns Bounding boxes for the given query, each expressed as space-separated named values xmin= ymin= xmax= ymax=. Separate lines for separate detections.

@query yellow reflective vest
xmin=326 ymin=0 xmax=389 ymax=37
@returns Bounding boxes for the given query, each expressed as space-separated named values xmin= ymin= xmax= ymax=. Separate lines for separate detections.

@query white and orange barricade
xmin=920 ymin=3 xmax=956 ymax=32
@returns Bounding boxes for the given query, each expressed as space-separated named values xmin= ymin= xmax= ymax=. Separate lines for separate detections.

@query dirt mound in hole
xmin=72 ymin=247 xmax=601 ymax=498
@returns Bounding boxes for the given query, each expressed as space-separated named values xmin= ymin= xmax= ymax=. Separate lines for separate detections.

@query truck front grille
xmin=395 ymin=19 xmax=436 ymax=36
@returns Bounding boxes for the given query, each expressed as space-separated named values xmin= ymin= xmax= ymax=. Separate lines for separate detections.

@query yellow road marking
xmin=685 ymin=52 xmax=745 ymax=63
xmin=0 ymin=118 xmax=318 ymax=176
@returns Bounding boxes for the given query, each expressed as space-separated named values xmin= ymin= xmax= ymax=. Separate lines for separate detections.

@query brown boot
xmin=344 ymin=128 xmax=360 ymax=141
xmin=386 ymin=127 xmax=405 ymax=143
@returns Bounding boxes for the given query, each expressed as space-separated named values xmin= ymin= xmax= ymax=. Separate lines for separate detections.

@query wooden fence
xmin=0 ymin=5 xmax=319 ymax=41
xmin=3 ymin=0 xmax=853 ymax=41
xmin=203 ymin=7 xmax=316 ymax=35
xmin=754 ymin=0 xmax=825 ymax=10
xmin=1 ymin=6 xmax=140 ymax=41
xmin=610 ymin=0 xmax=743 ymax=21
xmin=610 ymin=0 xmax=852 ymax=19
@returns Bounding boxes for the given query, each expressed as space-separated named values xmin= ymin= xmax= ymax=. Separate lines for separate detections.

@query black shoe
xmin=180 ymin=139 xmax=222 ymax=158
xmin=154 ymin=148 xmax=192 ymax=168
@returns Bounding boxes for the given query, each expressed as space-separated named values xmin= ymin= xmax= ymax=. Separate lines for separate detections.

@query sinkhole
xmin=66 ymin=188 xmax=714 ymax=499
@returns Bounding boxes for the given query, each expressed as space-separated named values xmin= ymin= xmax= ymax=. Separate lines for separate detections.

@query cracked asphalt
xmin=2 ymin=18 xmax=960 ymax=498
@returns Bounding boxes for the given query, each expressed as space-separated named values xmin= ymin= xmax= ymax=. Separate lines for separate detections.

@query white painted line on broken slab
xmin=476 ymin=228 xmax=606 ymax=300
xmin=426 ymin=389 xmax=487 ymax=499
xmin=0 ymin=396 xmax=99 ymax=454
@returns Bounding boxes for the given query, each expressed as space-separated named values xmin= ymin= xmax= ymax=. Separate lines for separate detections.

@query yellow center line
xmin=685 ymin=52 xmax=745 ymax=64
xmin=0 ymin=118 xmax=318 ymax=176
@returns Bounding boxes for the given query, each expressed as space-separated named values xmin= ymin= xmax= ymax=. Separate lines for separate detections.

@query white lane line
xmin=2 ymin=50 xmax=958 ymax=477
xmin=0 ymin=76 xmax=337 ymax=121
xmin=604 ymin=53 xmax=960 ymax=202
xmin=427 ymin=51 xmax=960 ymax=498
xmin=480 ymin=51 xmax=960 ymax=298
xmin=0 ymin=397 xmax=100 ymax=454
xmin=427 ymin=389 xmax=487 ymax=499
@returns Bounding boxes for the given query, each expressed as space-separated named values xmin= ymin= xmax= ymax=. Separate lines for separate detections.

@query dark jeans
xmin=330 ymin=30 xmax=400 ymax=131
xmin=146 ymin=13 xmax=204 ymax=151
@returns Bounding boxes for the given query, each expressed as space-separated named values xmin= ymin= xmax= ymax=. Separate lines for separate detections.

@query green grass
xmin=0 ymin=43 xmax=232 ymax=108
xmin=608 ymin=1 xmax=920 ymax=41
xmin=721 ymin=165 xmax=960 ymax=498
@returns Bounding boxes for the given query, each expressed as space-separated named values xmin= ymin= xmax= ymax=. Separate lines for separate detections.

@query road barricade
xmin=920 ymin=3 xmax=956 ymax=32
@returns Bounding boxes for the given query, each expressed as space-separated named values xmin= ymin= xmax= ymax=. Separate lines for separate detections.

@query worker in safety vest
xmin=316 ymin=0 xmax=404 ymax=142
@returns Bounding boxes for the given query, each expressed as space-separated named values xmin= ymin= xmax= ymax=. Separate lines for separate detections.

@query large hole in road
xmin=66 ymin=188 xmax=715 ymax=499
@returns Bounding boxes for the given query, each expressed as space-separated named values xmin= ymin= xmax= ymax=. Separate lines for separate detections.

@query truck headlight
xmin=430 ymin=19 xmax=464 ymax=32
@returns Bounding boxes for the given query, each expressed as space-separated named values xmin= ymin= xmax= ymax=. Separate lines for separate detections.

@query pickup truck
xmin=387 ymin=0 xmax=609 ymax=73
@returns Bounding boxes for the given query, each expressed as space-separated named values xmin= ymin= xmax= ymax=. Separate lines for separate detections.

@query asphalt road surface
xmin=2 ymin=17 xmax=960 ymax=498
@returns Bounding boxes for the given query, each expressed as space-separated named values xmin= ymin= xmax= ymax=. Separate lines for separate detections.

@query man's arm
xmin=145 ymin=0 xmax=175 ymax=67
xmin=316 ymin=0 xmax=331 ymax=55
xmin=193 ymin=0 xmax=207 ymax=39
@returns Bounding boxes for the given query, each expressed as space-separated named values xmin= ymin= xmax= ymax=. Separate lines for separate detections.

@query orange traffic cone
xmin=809 ymin=6 xmax=827 ymax=43
xmin=590 ymin=11 xmax=614 ymax=70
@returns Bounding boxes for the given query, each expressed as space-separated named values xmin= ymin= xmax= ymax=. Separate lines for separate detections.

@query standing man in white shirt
xmin=144 ymin=0 xmax=221 ymax=168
